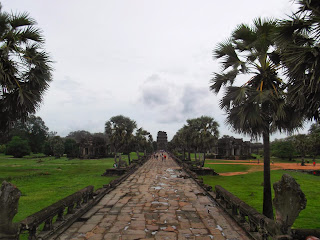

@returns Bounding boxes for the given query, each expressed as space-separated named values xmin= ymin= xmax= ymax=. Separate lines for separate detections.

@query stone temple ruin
xmin=216 ymin=136 xmax=263 ymax=159
xmin=157 ymin=131 xmax=168 ymax=150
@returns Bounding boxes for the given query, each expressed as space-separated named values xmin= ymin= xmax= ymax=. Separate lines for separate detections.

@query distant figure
xmin=164 ymin=155 xmax=166 ymax=161
xmin=313 ymin=161 xmax=316 ymax=167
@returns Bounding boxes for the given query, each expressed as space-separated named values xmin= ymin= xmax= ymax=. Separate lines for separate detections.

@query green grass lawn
xmin=202 ymin=169 xmax=320 ymax=229
xmin=0 ymin=154 xmax=117 ymax=222
xmin=205 ymin=163 xmax=252 ymax=173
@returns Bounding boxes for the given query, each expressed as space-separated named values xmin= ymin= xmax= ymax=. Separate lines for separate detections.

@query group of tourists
xmin=153 ymin=151 xmax=167 ymax=162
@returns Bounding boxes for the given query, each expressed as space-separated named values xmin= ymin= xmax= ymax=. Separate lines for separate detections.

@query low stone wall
xmin=20 ymin=186 xmax=95 ymax=240
xmin=215 ymin=185 xmax=276 ymax=239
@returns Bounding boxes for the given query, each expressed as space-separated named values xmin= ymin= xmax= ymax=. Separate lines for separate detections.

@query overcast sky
xmin=3 ymin=0 xmax=308 ymax=141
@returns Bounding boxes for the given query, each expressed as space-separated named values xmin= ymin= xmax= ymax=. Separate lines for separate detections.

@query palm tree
xmin=275 ymin=0 xmax=320 ymax=120
xmin=0 ymin=4 xmax=52 ymax=136
xmin=210 ymin=18 xmax=303 ymax=219
xmin=105 ymin=115 xmax=137 ymax=165
xmin=185 ymin=116 xmax=219 ymax=166
xmin=134 ymin=127 xmax=150 ymax=157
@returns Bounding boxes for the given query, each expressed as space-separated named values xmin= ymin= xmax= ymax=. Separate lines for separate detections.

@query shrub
xmin=6 ymin=136 xmax=31 ymax=158
xmin=0 ymin=144 xmax=6 ymax=153
xmin=64 ymin=138 xmax=79 ymax=158
xmin=51 ymin=136 xmax=64 ymax=158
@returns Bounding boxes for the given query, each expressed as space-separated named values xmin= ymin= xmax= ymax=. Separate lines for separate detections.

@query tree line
xmin=271 ymin=122 xmax=320 ymax=164
xmin=0 ymin=114 xmax=154 ymax=159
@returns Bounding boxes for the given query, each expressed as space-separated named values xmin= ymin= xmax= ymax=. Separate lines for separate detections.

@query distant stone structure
xmin=157 ymin=131 xmax=168 ymax=150
xmin=79 ymin=136 xmax=93 ymax=158
xmin=78 ymin=134 xmax=108 ymax=159
xmin=216 ymin=136 xmax=263 ymax=159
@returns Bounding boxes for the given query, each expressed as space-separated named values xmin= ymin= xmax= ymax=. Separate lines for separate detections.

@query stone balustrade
xmin=215 ymin=185 xmax=274 ymax=239
xmin=19 ymin=185 xmax=94 ymax=240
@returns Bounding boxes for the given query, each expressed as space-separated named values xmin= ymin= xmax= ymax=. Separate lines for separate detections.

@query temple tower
xmin=157 ymin=131 xmax=168 ymax=150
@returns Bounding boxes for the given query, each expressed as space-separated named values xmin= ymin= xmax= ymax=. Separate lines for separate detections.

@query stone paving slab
xmin=57 ymin=154 xmax=250 ymax=240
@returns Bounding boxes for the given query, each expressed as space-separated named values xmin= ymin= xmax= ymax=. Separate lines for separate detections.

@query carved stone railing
xmin=215 ymin=185 xmax=320 ymax=240
xmin=19 ymin=186 xmax=94 ymax=239
xmin=215 ymin=185 xmax=274 ymax=239
xmin=169 ymin=153 xmax=218 ymax=176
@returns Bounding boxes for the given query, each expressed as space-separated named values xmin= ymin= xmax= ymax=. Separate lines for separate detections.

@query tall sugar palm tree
xmin=275 ymin=0 xmax=320 ymax=120
xmin=0 ymin=4 xmax=52 ymax=136
xmin=210 ymin=18 xmax=303 ymax=219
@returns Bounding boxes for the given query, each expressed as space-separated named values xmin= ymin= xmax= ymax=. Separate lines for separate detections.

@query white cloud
xmin=2 ymin=0 xmax=307 ymax=141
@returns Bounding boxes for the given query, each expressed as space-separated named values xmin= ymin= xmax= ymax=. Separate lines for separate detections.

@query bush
xmin=64 ymin=138 xmax=79 ymax=158
xmin=43 ymin=140 xmax=53 ymax=156
xmin=6 ymin=136 xmax=31 ymax=158
xmin=0 ymin=144 xmax=6 ymax=153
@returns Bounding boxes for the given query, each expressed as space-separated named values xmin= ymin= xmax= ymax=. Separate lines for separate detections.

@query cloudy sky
xmin=3 ymin=0 xmax=308 ymax=141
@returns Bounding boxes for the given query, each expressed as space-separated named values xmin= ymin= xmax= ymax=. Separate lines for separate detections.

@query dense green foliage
xmin=0 ymin=144 xmax=5 ymax=153
xmin=44 ymin=136 xmax=64 ymax=158
xmin=64 ymin=138 xmax=79 ymax=158
xmin=276 ymin=0 xmax=320 ymax=120
xmin=271 ymin=138 xmax=296 ymax=160
xmin=5 ymin=136 xmax=31 ymax=157
xmin=8 ymin=115 xmax=49 ymax=153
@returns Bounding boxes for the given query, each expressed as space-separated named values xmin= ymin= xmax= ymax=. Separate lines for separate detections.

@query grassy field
xmin=205 ymin=162 xmax=252 ymax=173
xmin=202 ymin=167 xmax=320 ymax=229
xmin=0 ymin=153 xmax=119 ymax=222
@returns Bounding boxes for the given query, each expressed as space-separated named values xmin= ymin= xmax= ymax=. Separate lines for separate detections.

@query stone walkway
xmin=58 ymin=154 xmax=250 ymax=240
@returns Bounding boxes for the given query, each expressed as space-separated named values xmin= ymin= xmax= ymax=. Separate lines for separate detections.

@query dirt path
xmin=208 ymin=160 xmax=319 ymax=176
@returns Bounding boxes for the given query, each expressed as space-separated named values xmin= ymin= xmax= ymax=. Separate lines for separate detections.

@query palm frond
xmin=210 ymin=69 xmax=238 ymax=93
xmin=213 ymin=40 xmax=241 ymax=71
xmin=9 ymin=12 xmax=36 ymax=29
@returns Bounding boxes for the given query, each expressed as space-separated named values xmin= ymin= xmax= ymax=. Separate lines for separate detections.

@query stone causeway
xmin=57 ymin=154 xmax=249 ymax=240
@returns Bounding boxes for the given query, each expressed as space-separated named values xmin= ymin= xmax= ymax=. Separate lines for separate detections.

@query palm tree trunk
xmin=188 ymin=150 xmax=191 ymax=161
xmin=262 ymin=130 xmax=274 ymax=219
xmin=183 ymin=148 xmax=186 ymax=161
xmin=301 ymin=155 xmax=305 ymax=166
xmin=202 ymin=152 xmax=206 ymax=167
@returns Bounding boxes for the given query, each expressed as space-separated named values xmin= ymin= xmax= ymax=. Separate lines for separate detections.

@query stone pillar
xmin=0 ymin=181 xmax=21 ymax=239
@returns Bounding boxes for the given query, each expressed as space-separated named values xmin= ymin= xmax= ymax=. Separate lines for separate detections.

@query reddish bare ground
xmin=208 ymin=160 xmax=319 ymax=176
